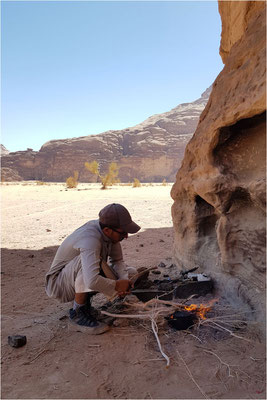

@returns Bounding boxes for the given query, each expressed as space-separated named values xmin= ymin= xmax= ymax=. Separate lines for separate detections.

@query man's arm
xmin=80 ymin=248 xmax=117 ymax=298
xmin=109 ymin=242 xmax=128 ymax=279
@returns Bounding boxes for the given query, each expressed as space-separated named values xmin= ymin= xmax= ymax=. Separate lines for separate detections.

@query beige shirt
xmin=46 ymin=220 xmax=128 ymax=298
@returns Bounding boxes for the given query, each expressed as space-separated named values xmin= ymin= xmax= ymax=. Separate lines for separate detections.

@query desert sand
xmin=1 ymin=182 xmax=266 ymax=399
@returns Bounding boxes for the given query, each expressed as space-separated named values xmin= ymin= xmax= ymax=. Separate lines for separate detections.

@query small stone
xmin=46 ymin=229 xmax=51 ymax=232
xmin=159 ymin=239 xmax=165 ymax=242
xmin=8 ymin=335 xmax=27 ymax=348
xmin=163 ymin=274 xmax=169 ymax=278
xmin=139 ymin=244 xmax=144 ymax=247
xmin=158 ymin=262 xmax=166 ymax=268
xmin=152 ymin=270 xmax=161 ymax=275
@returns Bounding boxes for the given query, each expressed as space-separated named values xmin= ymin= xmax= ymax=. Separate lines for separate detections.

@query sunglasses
xmin=111 ymin=227 xmax=128 ymax=237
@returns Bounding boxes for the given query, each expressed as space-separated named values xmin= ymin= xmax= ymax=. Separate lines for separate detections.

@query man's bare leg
xmin=74 ymin=292 xmax=88 ymax=305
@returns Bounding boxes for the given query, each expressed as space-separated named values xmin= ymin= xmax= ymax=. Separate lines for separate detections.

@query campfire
xmin=101 ymin=296 xmax=250 ymax=368
xmin=166 ymin=300 xmax=216 ymax=330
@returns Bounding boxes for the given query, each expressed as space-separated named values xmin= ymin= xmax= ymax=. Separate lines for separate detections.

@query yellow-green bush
xmin=66 ymin=171 xmax=79 ymax=188
xmin=132 ymin=178 xmax=141 ymax=188
xmin=85 ymin=161 xmax=120 ymax=189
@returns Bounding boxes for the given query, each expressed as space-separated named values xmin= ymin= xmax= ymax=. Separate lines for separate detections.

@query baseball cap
xmin=99 ymin=203 xmax=141 ymax=234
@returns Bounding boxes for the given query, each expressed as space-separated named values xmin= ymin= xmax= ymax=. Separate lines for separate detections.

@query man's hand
xmin=115 ymin=279 xmax=132 ymax=297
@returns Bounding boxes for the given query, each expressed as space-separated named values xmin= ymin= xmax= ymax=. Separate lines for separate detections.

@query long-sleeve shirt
xmin=45 ymin=219 xmax=128 ymax=298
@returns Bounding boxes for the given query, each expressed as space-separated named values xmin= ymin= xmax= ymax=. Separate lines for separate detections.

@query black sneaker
xmin=85 ymin=294 xmax=100 ymax=318
xmin=69 ymin=306 xmax=109 ymax=334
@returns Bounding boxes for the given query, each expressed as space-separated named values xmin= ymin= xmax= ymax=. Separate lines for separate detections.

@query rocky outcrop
xmin=1 ymin=167 xmax=22 ymax=182
xmin=171 ymin=2 xmax=266 ymax=328
xmin=1 ymin=145 xmax=9 ymax=156
xmin=1 ymin=89 xmax=210 ymax=182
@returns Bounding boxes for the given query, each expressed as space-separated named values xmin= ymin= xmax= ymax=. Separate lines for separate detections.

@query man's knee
xmin=126 ymin=266 xmax=137 ymax=278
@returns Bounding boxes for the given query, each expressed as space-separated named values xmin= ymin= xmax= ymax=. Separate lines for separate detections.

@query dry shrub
xmin=84 ymin=161 xmax=99 ymax=175
xmin=66 ymin=171 xmax=79 ymax=188
xmin=85 ymin=161 xmax=120 ymax=189
xmin=132 ymin=178 xmax=141 ymax=188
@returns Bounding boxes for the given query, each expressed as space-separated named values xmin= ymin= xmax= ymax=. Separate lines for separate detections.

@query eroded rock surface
xmin=1 ymin=167 xmax=22 ymax=182
xmin=171 ymin=2 xmax=266 ymax=328
xmin=1 ymin=145 xmax=9 ymax=156
xmin=1 ymin=89 xmax=210 ymax=182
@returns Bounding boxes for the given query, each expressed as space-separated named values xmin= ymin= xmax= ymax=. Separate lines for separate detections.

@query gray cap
xmin=99 ymin=203 xmax=141 ymax=234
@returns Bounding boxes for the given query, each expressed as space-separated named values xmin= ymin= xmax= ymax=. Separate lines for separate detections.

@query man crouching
xmin=45 ymin=203 xmax=140 ymax=334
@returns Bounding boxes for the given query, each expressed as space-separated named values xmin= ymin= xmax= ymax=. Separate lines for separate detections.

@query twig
xmin=203 ymin=349 xmax=235 ymax=378
xmin=102 ymin=299 xmax=171 ymax=368
xmin=210 ymin=321 xmax=251 ymax=342
xmin=150 ymin=318 xmax=170 ymax=368
xmin=27 ymin=334 xmax=56 ymax=364
xmin=109 ymin=266 xmax=157 ymax=301
xmin=184 ymin=331 xmax=203 ymax=343
xmin=250 ymin=356 xmax=265 ymax=361
xmin=133 ymin=358 xmax=165 ymax=364
xmin=143 ymin=298 xmax=184 ymax=309
xmin=181 ymin=294 xmax=197 ymax=304
xmin=79 ymin=371 xmax=89 ymax=377
xmin=101 ymin=310 xmax=149 ymax=319
xmin=176 ymin=349 xmax=209 ymax=399
xmin=29 ymin=348 xmax=48 ymax=363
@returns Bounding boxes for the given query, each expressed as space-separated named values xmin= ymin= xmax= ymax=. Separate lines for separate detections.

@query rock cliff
xmin=171 ymin=2 xmax=266 ymax=328
xmin=1 ymin=88 xmax=210 ymax=182
xmin=1 ymin=145 xmax=9 ymax=156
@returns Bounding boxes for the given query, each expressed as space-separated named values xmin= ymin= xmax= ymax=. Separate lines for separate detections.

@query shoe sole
xmin=68 ymin=319 xmax=110 ymax=335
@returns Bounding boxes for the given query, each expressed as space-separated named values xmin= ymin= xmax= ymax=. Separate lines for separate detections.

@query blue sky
xmin=1 ymin=1 xmax=223 ymax=152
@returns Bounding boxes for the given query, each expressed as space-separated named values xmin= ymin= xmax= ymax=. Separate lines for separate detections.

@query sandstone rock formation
xmin=1 ymin=167 xmax=22 ymax=182
xmin=1 ymin=144 xmax=9 ymax=155
xmin=1 ymin=88 xmax=210 ymax=182
xmin=171 ymin=2 xmax=266 ymax=328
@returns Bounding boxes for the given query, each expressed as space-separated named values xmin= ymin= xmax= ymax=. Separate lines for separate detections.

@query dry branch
xmin=176 ymin=349 xmax=209 ymax=399
xmin=203 ymin=349 xmax=236 ymax=378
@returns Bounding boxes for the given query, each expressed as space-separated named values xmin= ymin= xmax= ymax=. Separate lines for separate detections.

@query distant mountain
xmin=1 ymin=86 xmax=211 ymax=182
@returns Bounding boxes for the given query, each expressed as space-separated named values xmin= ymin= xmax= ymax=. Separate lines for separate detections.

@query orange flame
xmin=184 ymin=298 xmax=218 ymax=320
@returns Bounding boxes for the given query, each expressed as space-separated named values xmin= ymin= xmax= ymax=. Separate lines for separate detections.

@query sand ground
xmin=1 ymin=182 xmax=266 ymax=399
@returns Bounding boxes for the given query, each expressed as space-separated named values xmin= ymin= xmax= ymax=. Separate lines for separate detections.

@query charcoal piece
xmin=8 ymin=335 xmax=27 ymax=348
xmin=134 ymin=280 xmax=154 ymax=290
xmin=181 ymin=266 xmax=199 ymax=276
xmin=157 ymin=282 xmax=174 ymax=291
xmin=174 ymin=280 xmax=213 ymax=298
xmin=152 ymin=270 xmax=161 ymax=275
xmin=163 ymin=274 xmax=169 ymax=278
xmin=166 ymin=310 xmax=197 ymax=330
